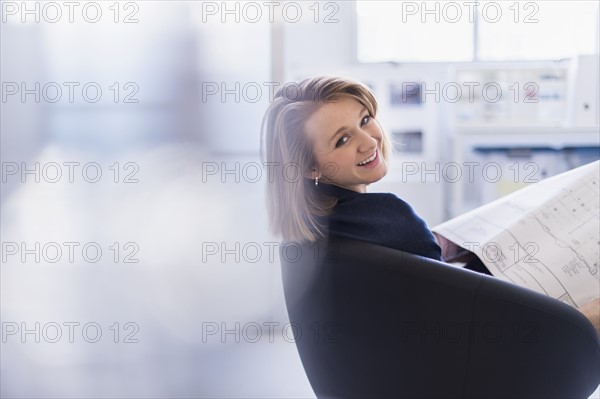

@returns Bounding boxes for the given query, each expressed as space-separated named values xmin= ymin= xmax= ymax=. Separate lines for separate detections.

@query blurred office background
xmin=1 ymin=1 xmax=599 ymax=397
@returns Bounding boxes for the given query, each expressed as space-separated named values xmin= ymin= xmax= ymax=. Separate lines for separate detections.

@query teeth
xmin=358 ymin=151 xmax=377 ymax=166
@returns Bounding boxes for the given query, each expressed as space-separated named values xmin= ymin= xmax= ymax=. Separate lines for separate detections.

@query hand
xmin=433 ymin=233 xmax=473 ymax=263
xmin=579 ymin=298 xmax=600 ymax=335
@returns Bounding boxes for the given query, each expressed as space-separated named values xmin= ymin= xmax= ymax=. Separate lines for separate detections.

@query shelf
xmin=455 ymin=125 xmax=599 ymax=134
xmin=453 ymin=127 xmax=600 ymax=150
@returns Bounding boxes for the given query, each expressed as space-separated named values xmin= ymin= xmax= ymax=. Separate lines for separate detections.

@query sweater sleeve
xmin=379 ymin=193 xmax=443 ymax=261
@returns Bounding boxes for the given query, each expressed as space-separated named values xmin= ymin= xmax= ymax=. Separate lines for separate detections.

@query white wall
xmin=192 ymin=4 xmax=272 ymax=154
xmin=1 ymin=23 xmax=44 ymax=200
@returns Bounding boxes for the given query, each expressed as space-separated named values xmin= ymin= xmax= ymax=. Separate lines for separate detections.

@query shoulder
xmin=345 ymin=192 xmax=417 ymax=215
xmin=329 ymin=191 xmax=442 ymax=260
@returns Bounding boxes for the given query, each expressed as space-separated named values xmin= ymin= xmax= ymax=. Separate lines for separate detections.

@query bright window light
xmin=478 ymin=1 xmax=599 ymax=60
xmin=357 ymin=0 xmax=473 ymax=62
xmin=356 ymin=1 xmax=599 ymax=62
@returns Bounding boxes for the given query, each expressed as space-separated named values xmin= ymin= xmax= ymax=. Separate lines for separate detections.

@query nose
xmin=357 ymin=129 xmax=378 ymax=153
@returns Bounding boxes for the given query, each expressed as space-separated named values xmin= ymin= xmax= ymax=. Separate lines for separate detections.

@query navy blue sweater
xmin=314 ymin=181 xmax=492 ymax=275
xmin=315 ymin=182 xmax=443 ymax=261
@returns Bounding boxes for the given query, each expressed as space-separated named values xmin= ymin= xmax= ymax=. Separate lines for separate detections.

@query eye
xmin=361 ymin=115 xmax=371 ymax=126
xmin=335 ymin=135 xmax=349 ymax=148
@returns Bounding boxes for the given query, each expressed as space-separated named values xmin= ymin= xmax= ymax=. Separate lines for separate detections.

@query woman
xmin=260 ymin=75 xmax=599 ymax=331
xmin=261 ymin=76 xmax=477 ymax=265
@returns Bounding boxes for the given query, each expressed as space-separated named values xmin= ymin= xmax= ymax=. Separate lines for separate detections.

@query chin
xmin=374 ymin=167 xmax=388 ymax=181
xmin=369 ymin=177 xmax=385 ymax=185
xmin=367 ymin=171 xmax=387 ymax=185
xmin=357 ymin=165 xmax=388 ymax=186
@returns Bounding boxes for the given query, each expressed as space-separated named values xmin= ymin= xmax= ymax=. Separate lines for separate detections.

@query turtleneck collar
xmin=313 ymin=180 xmax=363 ymax=200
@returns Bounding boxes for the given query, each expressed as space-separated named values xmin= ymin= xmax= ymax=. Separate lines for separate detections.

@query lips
xmin=357 ymin=150 xmax=379 ymax=168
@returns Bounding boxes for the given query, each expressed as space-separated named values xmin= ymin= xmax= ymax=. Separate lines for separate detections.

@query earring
xmin=315 ymin=176 xmax=319 ymax=186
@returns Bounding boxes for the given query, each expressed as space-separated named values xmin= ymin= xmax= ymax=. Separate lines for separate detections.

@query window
xmin=357 ymin=1 xmax=599 ymax=62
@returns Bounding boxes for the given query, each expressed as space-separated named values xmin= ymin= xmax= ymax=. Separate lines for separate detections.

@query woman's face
xmin=303 ymin=96 xmax=388 ymax=193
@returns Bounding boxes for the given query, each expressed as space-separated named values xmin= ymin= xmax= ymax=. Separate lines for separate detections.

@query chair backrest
xmin=280 ymin=235 xmax=600 ymax=398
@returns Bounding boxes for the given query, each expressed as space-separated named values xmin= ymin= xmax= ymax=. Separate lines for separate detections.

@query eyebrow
xmin=328 ymin=106 xmax=368 ymax=144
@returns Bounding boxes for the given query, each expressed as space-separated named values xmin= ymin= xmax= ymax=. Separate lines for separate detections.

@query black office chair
xmin=280 ymin=235 xmax=600 ymax=399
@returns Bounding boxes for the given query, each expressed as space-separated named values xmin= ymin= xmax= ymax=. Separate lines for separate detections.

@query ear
xmin=304 ymin=166 xmax=320 ymax=180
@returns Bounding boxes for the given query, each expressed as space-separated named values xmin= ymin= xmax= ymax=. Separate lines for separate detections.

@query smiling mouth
xmin=357 ymin=150 xmax=378 ymax=166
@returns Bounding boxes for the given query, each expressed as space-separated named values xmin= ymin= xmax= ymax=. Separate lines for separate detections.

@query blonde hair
xmin=260 ymin=76 xmax=392 ymax=243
